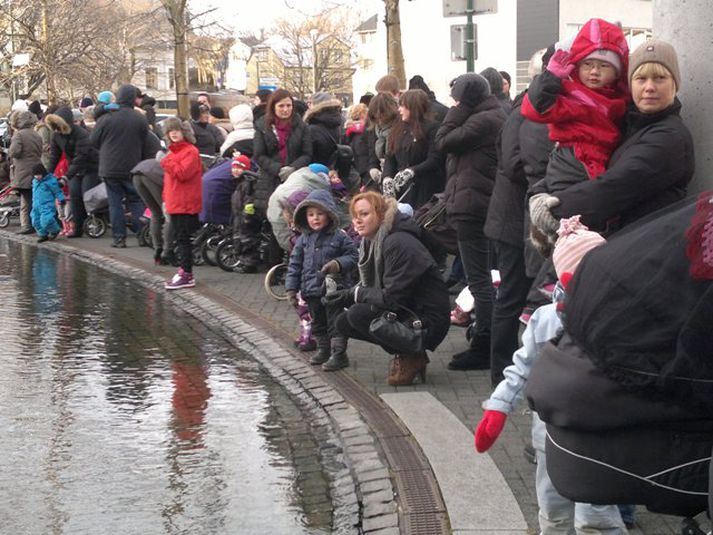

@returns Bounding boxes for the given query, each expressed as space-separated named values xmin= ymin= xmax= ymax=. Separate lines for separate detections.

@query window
xmin=360 ymin=33 xmax=367 ymax=45
xmin=168 ymin=67 xmax=175 ymax=90
xmin=450 ymin=24 xmax=477 ymax=61
xmin=145 ymin=67 xmax=158 ymax=90
xmin=257 ymin=48 xmax=268 ymax=62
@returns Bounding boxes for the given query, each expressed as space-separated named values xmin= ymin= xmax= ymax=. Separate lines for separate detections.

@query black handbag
xmin=369 ymin=305 xmax=424 ymax=353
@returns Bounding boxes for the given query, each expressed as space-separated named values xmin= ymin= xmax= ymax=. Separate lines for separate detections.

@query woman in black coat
xmin=304 ymin=92 xmax=343 ymax=167
xmin=329 ymin=191 xmax=450 ymax=386
xmin=435 ymin=73 xmax=506 ymax=371
xmin=45 ymin=106 xmax=100 ymax=237
xmin=382 ymin=89 xmax=445 ymax=209
xmin=239 ymin=89 xmax=312 ymax=272
xmin=530 ymin=40 xmax=694 ymax=237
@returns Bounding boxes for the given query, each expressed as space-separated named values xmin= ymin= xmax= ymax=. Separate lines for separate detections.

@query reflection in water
xmin=0 ymin=241 xmax=331 ymax=534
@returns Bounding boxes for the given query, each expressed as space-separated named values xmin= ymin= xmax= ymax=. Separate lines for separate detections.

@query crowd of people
xmin=2 ymin=19 xmax=712 ymax=533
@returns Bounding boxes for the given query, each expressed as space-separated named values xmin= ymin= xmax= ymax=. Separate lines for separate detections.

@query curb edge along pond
xmin=1 ymin=231 xmax=402 ymax=535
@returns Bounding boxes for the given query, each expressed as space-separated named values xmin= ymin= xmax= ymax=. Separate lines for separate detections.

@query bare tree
xmin=273 ymin=11 xmax=354 ymax=100
xmin=158 ymin=0 xmax=191 ymax=117
xmin=383 ymin=0 xmax=406 ymax=87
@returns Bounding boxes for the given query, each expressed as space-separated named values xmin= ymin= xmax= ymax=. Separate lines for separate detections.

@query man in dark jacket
xmin=304 ymin=92 xmax=344 ymax=167
xmin=436 ymin=73 xmax=506 ymax=370
xmin=90 ymin=83 xmax=148 ymax=248
xmin=190 ymin=102 xmax=223 ymax=156
xmin=252 ymin=89 xmax=271 ymax=126
xmin=480 ymin=68 xmax=512 ymax=114
xmin=46 ymin=106 xmax=100 ymax=237
xmin=135 ymin=88 xmax=157 ymax=131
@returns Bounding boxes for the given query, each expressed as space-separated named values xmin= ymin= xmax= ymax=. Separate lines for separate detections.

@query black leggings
xmin=171 ymin=214 xmax=199 ymax=273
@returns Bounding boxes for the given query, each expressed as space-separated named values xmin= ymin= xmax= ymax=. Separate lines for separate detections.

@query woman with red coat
xmin=159 ymin=117 xmax=202 ymax=290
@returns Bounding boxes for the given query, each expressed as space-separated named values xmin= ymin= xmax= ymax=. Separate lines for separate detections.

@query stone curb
xmin=2 ymin=232 xmax=399 ymax=534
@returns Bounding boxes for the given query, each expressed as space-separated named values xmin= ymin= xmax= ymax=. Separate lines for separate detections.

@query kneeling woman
xmin=329 ymin=191 xmax=450 ymax=385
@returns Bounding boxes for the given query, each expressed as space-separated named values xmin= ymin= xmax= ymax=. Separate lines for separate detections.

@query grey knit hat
xmin=628 ymin=39 xmax=681 ymax=90
xmin=311 ymin=92 xmax=335 ymax=106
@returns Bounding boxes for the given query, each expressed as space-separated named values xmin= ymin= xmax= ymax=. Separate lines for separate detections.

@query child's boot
xmin=309 ymin=336 xmax=330 ymax=365
xmin=322 ymin=337 xmax=349 ymax=371
xmin=66 ymin=220 xmax=76 ymax=237
xmin=295 ymin=319 xmax=317 ymax=351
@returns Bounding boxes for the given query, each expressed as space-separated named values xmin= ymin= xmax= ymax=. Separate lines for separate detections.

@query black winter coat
xmin=191 ymin=121 xmax=223 ymax=156
xmin=383 ymin=121 xmax=445 ymax=209
xmin=90 ymin=85 xmax=149 ymax=179
xmin=252 ymin=115 xmax=312 ymax=209
xmin=304 ymin=101 xmax=343 ymax=167
xmin=46 ymin=107 xmax=98 ymax=179
xmin=429 ymin=99 xmax=449 ymax=123
xmin=436 ymin=96 xmax=506 ymax=225
xmin=483 ymin=92 xmax=527 ymax=247
xmin=552 ymin=98 xmax=694 ymax=232
xmin=356 ymin=209 xmax=450 ymax=351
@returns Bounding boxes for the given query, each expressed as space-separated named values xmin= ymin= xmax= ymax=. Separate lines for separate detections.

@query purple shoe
xmin=165 ymin=268 xmax=195 ymax=290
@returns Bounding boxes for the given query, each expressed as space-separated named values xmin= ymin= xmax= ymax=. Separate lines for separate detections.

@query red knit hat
xmin=552 ymin=216 xmax=606 ymax=279
xmin=232 ymin=153 xmax=250 ymax=171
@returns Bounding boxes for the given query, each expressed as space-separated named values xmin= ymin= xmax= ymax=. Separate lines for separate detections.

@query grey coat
xmin=8 ymin=111 xmax=43 ymax=189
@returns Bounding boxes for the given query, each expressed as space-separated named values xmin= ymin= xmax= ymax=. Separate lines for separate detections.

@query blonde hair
xmin=632 ymin=62 xmax=677 ymax=91
xmin=350 ymin=191 xmax=388 ymax=220
xmin=349 ymin=103 xmax=368 ymax=122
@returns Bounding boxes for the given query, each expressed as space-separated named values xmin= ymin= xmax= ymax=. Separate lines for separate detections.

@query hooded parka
xmin=45 ymin=107 xmax=98 ymax=179
xmin=8 ymin=111 xmax=43 ymax=189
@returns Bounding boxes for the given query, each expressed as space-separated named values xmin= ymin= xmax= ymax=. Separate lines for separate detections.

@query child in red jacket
xmin=523 ymin=18 xmax=629 ymax=244
xmin=159 ymin=117 xmax=202 ymax=289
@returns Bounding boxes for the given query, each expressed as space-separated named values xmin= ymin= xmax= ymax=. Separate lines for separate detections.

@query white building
xmin=353 ymin=0 xmax=653 ymax=103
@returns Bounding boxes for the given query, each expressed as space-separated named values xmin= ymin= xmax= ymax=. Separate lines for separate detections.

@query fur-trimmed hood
xmin=45 ymin=107 xmax=74 ymax=134
xmin=162 ymin=116 xmax=196 ymax=145
xmin=304 ymin=98 xmax=343 ymax=124
xmin=294 ymin=188 xmax=341 ymax=233
xmin=10 ymin=110 xmax=38 ymax=130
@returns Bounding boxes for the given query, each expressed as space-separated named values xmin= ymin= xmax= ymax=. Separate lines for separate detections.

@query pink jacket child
xmin=522 ymin=18 xmax=630 ymax=182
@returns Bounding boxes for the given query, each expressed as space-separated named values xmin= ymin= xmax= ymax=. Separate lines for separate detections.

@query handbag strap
xmin=386 ymin=303 xmax=423 ymax=330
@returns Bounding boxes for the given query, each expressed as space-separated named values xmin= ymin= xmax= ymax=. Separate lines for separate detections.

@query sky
xmin=192 ymin=0 xmax=382 ymax=35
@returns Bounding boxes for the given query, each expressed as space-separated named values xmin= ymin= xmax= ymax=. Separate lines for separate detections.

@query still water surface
xmin=0 ymin=241 xmax=331 ymax=534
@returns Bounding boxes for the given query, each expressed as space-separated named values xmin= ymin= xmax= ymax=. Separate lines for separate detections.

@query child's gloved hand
xmin=243 ymin=203 xmax=255 ymax=216
xmin=155 ymin=150 xmax=167 ymax=163
xmin=286 ymin=290 xmax=298 ymax=308
xmin=369 ymin=168 xmax=382 ymax=183
xmin=320 ymin=260 xmax=340 ymax=275
xmin=546 ymin=49 xmax=575 ymax=79
xmin=529 ymin=193 xmax=561 ymax=234
xmin=474 ymin=410 xmax=507 ymax=453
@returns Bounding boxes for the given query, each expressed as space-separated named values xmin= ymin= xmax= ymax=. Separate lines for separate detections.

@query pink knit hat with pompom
xmin=552 ymin=216 xmax=606 ymax=279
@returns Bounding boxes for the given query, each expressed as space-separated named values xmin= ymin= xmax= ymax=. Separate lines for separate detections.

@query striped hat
xmin=552 ymin=216 xmax=606 ymax=279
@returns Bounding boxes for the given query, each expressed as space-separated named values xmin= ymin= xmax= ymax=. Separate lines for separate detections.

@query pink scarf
xmin=274 ymin=118 xmax=293 ymax=165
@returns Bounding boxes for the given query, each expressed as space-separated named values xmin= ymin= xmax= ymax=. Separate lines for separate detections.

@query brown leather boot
xmin=387 ymin=352 xmax=428 ymax=386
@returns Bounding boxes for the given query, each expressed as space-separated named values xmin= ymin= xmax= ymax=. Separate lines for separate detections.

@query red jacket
xmin=522 ymin=18 xmax=629 ymax=179
xmin=161 ymin=141 xmax=202 ymax=214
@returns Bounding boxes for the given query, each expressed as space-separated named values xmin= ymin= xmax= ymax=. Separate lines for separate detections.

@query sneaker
xmin=165 ymin=268 xmax=195 ymax=290
xmin=111 ymin=237 xmax=127 ymax=248
xmin=17 ymin=227 xmax=35 ymax=235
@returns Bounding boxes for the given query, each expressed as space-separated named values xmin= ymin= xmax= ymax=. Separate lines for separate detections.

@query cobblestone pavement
xmin=6 ymin=230 xmax=698 ymax=535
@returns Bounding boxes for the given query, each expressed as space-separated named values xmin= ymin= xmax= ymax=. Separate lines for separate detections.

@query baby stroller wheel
xmin=201 ymin=234 xmax=223 ymax=266
xmin=0 ymin=212 xmax=9 ymax=228
xmin=215 ymin=239 xmax=241 ymax=272
xmin=264 ymin=262 xmax=288 ymax=300
xmin=138 ymin=225 xmax=152 ymax=248
xmin=84 ymin=214 xmax=106 ymax=238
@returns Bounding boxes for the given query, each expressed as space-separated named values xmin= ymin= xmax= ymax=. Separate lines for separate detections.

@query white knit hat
xmin=582 ymin=49 xmax=622 ymax=74
xmin=552 ymin=216 xmax=606 ymax=279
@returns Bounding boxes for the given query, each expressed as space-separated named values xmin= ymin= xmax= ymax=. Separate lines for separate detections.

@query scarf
xmin=274 ymin=118 xmax=292 ymax=165
xmin=357 ymin=199 xmax=398 ymax=290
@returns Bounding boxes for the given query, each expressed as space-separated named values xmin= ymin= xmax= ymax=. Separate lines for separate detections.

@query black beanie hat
xmin=32 ymin=163 xmax=48 ymax=177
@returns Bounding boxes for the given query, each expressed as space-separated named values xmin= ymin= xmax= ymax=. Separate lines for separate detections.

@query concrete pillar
xmin=653 ymin=0 xmax=713 ymax=192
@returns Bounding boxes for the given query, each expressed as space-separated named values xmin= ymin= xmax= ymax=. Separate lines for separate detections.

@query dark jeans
xmin=69 ymin=172 xmax=99 ymax=234
xmin=305 ymin=296 xmax=340 ymax=339
xmin=456 ymin=221 xmax=493 ymax=339
xmin=171 ymin=213 xmax=199 ymax=273
xmin=490 ymin=240 xmax=533 ymax=386
xmin=103 ymin=176 xmax=145 ymax=240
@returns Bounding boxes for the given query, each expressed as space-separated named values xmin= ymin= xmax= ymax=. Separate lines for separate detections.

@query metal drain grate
xmin=401 ymin=512 xmax=450 ymax=535
xmin=394 ymin=469 xmax=446 ymax=514
xmin=381 ymin=436 xmax=430 ymax=472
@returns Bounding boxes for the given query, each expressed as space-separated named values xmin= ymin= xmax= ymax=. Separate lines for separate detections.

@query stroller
xmin=0 ymin=183 xmax=20 ymax=228
xmin=82 ymin=181 xmax=110 ymax=237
